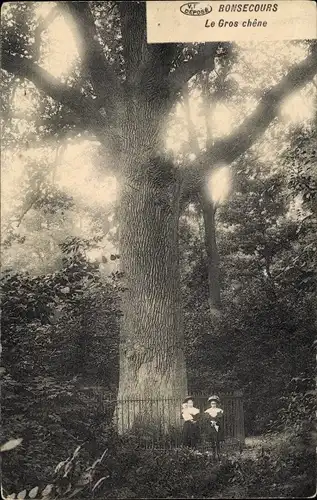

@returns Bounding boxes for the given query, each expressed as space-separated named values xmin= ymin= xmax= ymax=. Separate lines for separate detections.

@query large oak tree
xmin=2 ymin=1 xmax=317 ymax=430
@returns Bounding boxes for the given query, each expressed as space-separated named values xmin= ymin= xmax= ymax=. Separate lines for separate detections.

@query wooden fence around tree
xmin=99 ymin=391 xmax=245 ymax=451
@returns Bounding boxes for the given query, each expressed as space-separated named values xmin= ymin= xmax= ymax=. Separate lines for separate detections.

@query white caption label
xmin=146 ymin=1 xmax=317 ymax=43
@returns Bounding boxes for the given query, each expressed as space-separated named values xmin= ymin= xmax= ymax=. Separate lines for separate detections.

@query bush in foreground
xmin=3 ymin=427 xmax=315 ymax=499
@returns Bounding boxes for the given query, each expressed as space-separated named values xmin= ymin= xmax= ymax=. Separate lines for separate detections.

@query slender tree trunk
xmin=200 ymin=194 xmax=221 ymax=313
xmin=183 ymin=80 xmax=221 ymax=314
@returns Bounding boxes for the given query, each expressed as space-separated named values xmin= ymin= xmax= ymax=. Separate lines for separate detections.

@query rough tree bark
xmin=114 ymin=90 xmax=187 ymax=429
xmin=117 ymin=172 xmax=186 ymax=430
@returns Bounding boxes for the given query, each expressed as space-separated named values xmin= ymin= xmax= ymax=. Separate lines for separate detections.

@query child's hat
xmin=183 ymin=395 xmax=194 ymax=403
xmin=208 ymin=395 xmax=220 ymax=402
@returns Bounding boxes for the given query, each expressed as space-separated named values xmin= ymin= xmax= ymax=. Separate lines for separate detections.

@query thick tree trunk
xmin=116 ymin=155 xmax=187 ymax=433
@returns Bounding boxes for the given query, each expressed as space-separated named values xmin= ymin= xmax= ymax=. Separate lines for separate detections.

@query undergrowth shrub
xmin=234 ymin=432 xmax=316 ymax=498
xmin=3 ymin=430 xmax=315 ymax=499
xmin=3 ymin=442 xmax=237 ymax=499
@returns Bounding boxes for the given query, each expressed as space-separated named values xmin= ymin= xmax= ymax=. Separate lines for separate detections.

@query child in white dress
xmin=181 ymin=397 xmax=200 ymax=447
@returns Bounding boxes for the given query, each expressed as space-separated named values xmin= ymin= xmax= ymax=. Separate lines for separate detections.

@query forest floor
xmin=213 ymin=432 xmax=292 ymax=498
xmin=236 ymin=431 xmax=289 ymax=457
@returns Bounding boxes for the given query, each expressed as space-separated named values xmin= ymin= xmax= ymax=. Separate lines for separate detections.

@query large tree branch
xmin=34 ymin=5 xmax=61 ymax=61
xmin=168 ymin=43 xmax=220 ymax=96
xmin=117 ymin=1 xmax=180 ymax=107
xmin=62 ymin=2 xmax=122 ymax=117
xmin=1 ymin=52 xmax=121 ymax=151
xmin=181 ymin=45 xmax=317 ymax=203
xmin=116 ymin=0 xmax=147 ymax=86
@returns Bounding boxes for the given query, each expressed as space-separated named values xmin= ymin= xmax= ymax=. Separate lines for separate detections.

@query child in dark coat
xmin=203 ymin=395 xmax=224 ymax=458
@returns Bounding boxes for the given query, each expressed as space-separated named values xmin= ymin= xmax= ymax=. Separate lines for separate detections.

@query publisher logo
xmin=180 ymin=2 xmax=212 ymax=16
